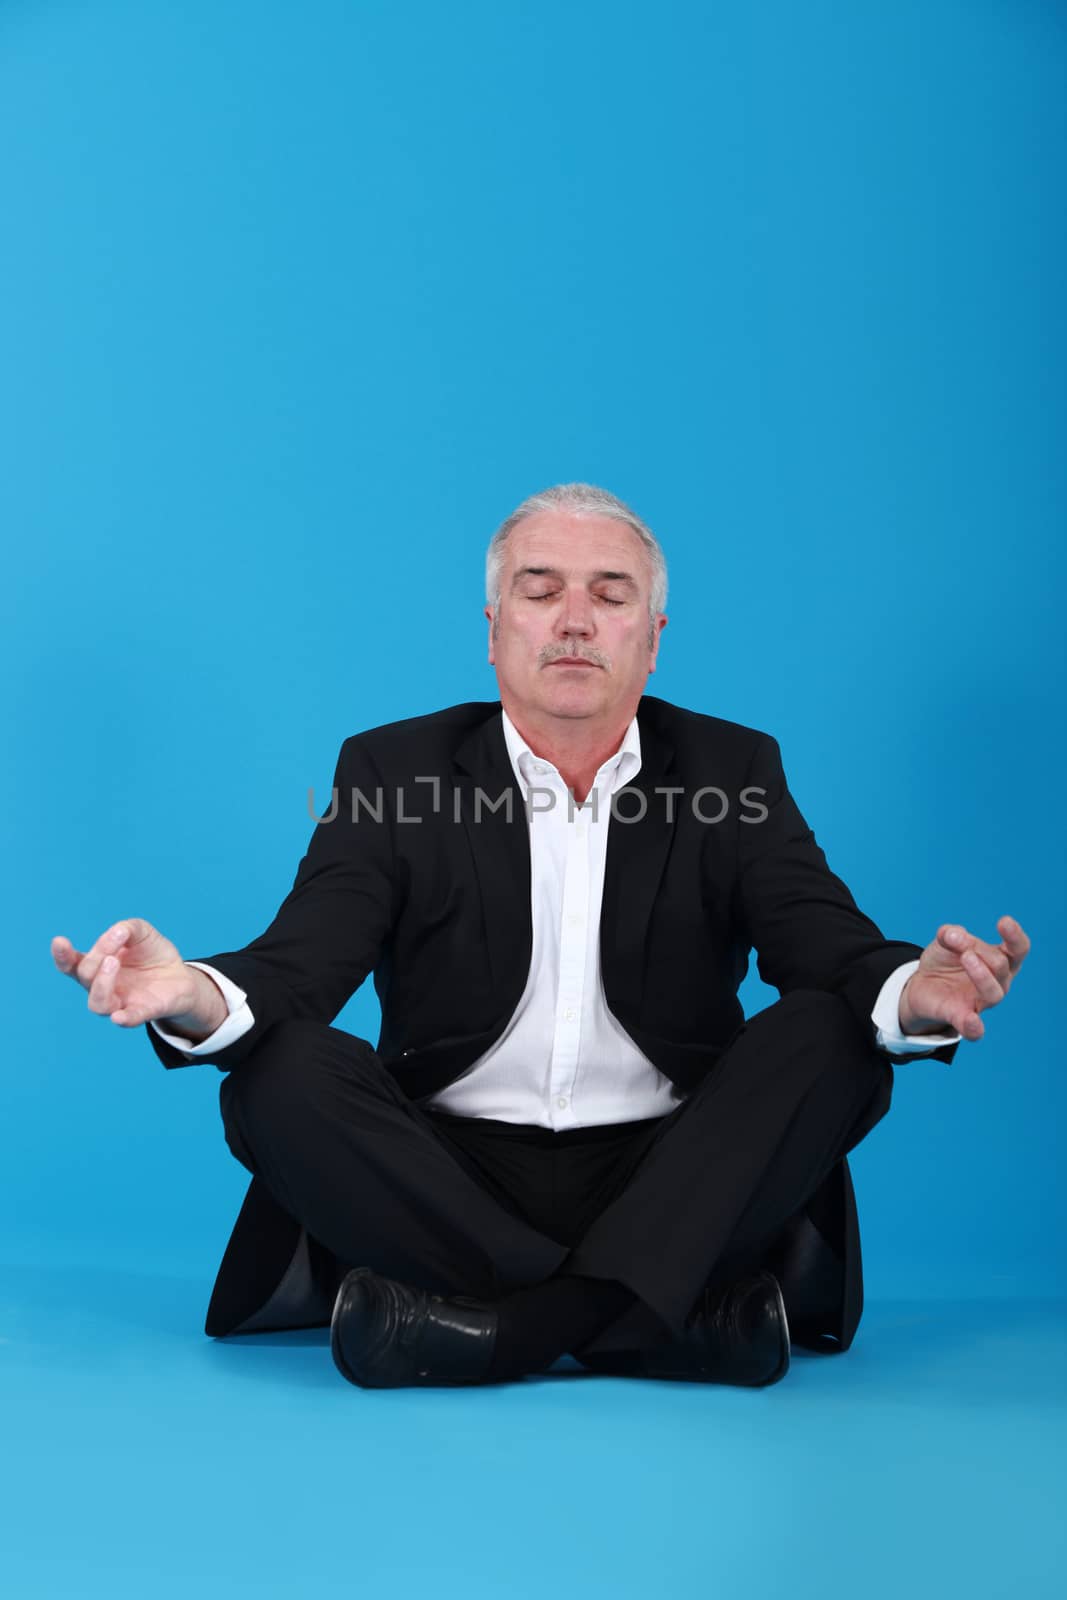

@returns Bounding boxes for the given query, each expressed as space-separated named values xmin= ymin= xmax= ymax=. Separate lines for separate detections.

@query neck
xmin=503 ymin=702 xmax=636 ymax=803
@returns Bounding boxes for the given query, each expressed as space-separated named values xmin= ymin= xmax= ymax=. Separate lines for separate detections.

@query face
xmin=486 ymin=510 xmax=667 ymax=730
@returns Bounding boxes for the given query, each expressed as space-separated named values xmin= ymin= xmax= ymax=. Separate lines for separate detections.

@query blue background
xmin=1 ymin=3 xmax=1064 ymax=1596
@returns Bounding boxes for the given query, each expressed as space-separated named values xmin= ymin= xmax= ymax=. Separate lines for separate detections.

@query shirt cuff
xmin=149 ymin=962 xmax=255 ymax=1059
xmin=872 ymin=959 xmax=961 ymax=1054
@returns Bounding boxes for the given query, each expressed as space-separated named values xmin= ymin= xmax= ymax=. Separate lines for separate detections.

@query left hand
xmin=899 ymin=915 xmax=1030 ymax=1042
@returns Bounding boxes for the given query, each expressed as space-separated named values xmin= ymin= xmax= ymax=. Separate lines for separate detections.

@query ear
xmin=484 ymin=604 xmax=496 ymax=665
xmin=648 ymin=613 xmax=668 ymax=674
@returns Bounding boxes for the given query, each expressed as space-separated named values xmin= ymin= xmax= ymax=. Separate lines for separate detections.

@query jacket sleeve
xmin=146 ymin=735 xmax=401 ymax=1071
xmin=733 ymin=732 xmax=958 ymax=1065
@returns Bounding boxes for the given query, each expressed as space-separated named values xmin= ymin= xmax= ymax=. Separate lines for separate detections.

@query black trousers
xmin=219 ymin=990 xmax=893 ymax=1353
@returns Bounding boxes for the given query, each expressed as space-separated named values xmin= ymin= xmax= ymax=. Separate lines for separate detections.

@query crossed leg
xmin=218 ymin=989 xmax=892 ymax=1362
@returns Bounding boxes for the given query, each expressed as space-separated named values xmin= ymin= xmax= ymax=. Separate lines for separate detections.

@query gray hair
xmin=485 ymin=482 xmax=668 ymax=623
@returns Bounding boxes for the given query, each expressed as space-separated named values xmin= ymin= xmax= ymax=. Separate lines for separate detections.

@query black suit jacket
xmin=149 ymin=696 xmax=958 ymax=1342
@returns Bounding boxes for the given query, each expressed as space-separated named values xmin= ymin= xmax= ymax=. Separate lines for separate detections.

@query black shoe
xmin=330 ymin=1267 xmax=500 ymax=1388
xmin=578 ymin=1270 xmax=791 ymax=1387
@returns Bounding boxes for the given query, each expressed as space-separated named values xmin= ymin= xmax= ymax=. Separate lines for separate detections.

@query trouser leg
xmin=565 ymin=990 xmax=894 ymax=1347
xmin=219 ymin=1018 xmax=568 ymax=1302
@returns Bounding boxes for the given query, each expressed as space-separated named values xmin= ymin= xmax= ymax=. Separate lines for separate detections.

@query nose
xmin=556 ymin=585 xmax=594 ymax=638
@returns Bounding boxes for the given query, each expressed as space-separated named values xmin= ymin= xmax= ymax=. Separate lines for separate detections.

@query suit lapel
xmin=453 ymin=711 xmax=532 ymax=993
xmin=600 ymin=705 xmax=678 ymax=1009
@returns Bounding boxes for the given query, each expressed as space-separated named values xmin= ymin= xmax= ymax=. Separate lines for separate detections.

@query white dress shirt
xmin=423 ymin=711 xmax=680 ymax=1127
xmin=153 ymin=713 xmax=959 ymax=1125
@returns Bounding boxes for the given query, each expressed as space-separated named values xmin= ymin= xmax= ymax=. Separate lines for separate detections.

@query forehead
xmin=504 ymin=511 xmax=651 ymax=583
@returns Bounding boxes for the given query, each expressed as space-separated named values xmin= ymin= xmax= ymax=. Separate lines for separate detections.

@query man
xmin=52 ymin=483 xmax=1029 ymax=1390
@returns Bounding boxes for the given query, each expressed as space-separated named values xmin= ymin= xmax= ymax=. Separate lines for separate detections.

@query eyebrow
xmin=512 ymin=565 xmax=638 ymax=587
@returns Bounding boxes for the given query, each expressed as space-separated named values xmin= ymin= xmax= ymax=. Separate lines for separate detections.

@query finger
xmin=955 ymin=1010 xmax=985 ymax=1042
xmin=52 ymin=935 xmax=89 ymax=976
xmin=77 ymin=922 xmax=134 ymax=988
xmin=87 ymin=953 xmax=122 ymax=1015
xmin=937 ymin=1001 xmax=985 ymax=1041
xmin=53 ymin=935 xmax=108 ymax=994
xmin=93 ymin=921 xmax=133 ymax=957
xmin=935 ymin=924 xmax=1011 ymax=989
xmin=112 ymin=984 xmax=168 ymax=1029
xmin=967 ymin=938 xmax=1012 ymax=987
xmin=997 ymin=915 xmax=1030 ymax=973
xmin=111 ymin=1004 xmax=144 ymax=1027
xmin=960 ymin=948 xmax=1005 ymax=1008
xmin=111 ymin=996 xmax=160 ymax=1027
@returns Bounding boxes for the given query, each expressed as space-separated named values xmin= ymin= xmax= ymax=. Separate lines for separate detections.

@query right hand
xmin=51 ymin=918 xmax=210 ymax=1031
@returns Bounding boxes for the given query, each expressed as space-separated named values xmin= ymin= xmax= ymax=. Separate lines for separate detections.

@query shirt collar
xmin=500 ymin=707 xmax=643 ymax=796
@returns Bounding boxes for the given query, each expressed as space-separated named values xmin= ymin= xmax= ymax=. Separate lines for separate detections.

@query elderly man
xmin=52 ymin=483 xmax=1028 ymax=1389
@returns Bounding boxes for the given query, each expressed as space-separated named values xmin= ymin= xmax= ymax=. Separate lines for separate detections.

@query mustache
xmin=538 ymin=644 xmax=612 ymax=670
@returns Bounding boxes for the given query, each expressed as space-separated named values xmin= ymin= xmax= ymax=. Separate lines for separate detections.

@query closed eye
xmin=524 ymin=591 xmax=627 ymax=605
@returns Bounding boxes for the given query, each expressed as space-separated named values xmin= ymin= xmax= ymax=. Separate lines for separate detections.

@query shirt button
xmin=563 ymin=1008 xmax=576 ymax=1022
xmin=557 ymin=1097 xmax=569 ymax=1109
xmin=568 ymin=913 xmax=581 ymax=927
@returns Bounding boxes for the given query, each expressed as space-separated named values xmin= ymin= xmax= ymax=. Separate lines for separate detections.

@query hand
xmin=51 ymin=917 xmax=216 ymax=1031
xmin=899 ymin=915 xmax=1030 ymax=1043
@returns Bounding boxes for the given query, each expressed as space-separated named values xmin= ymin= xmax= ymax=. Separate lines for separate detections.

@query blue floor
xmin=2 ymin=1264 xmax=1064 ymax=1598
